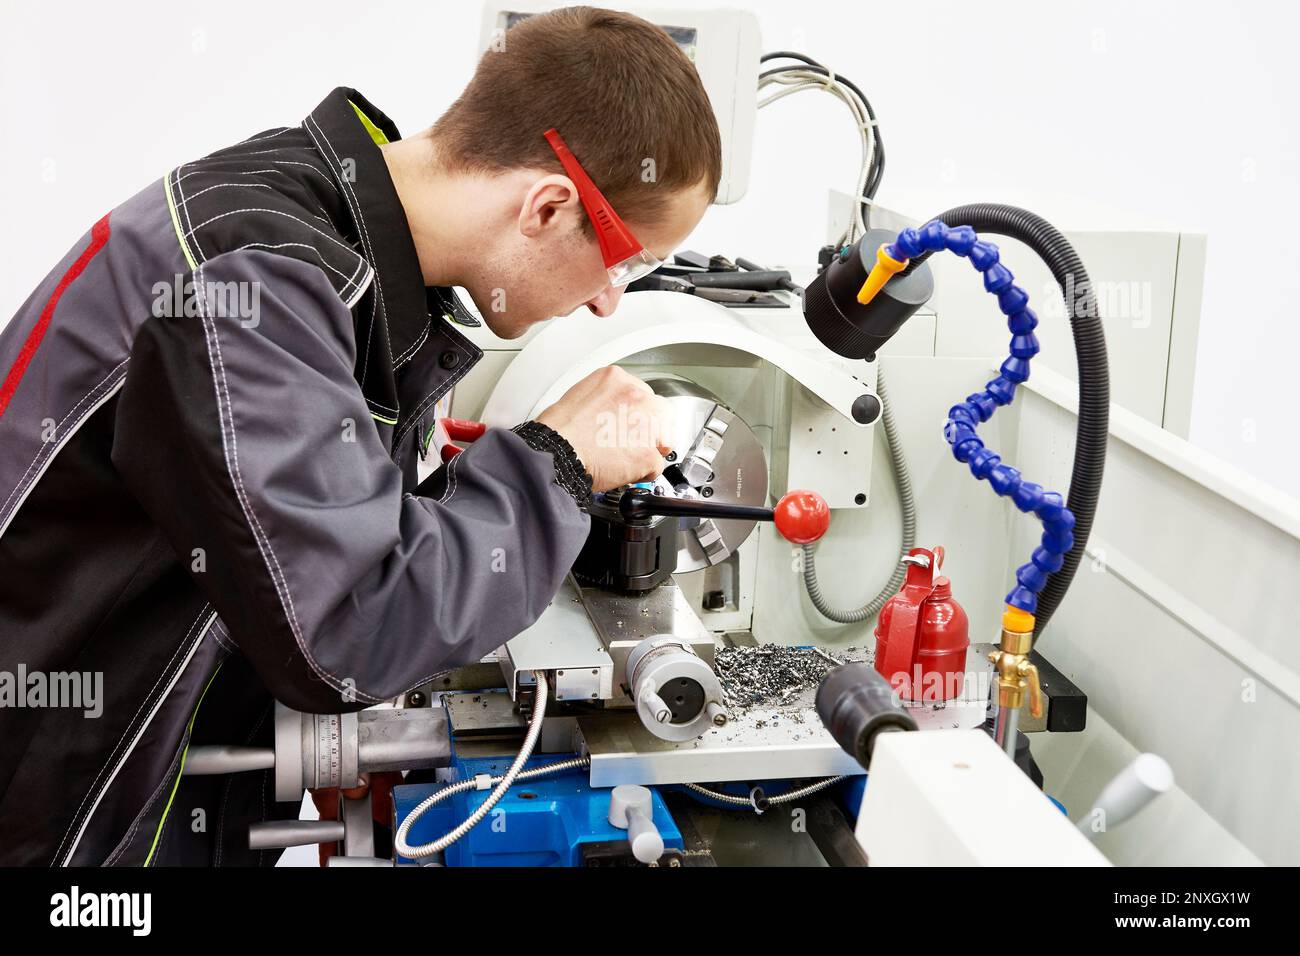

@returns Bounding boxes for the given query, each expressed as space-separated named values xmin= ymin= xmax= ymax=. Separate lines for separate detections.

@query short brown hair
xmin=431 ymin=6 xmax=722 ymax=228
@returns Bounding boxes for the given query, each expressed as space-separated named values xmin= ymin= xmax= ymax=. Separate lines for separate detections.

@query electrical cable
xmin=758 ymin=70 xmax=871 ymax=241
xmin=683 ymin=776 xmax=847 ymax=810
xmin=758 ymin=51 xmax=885 ymax=243
xmin=801 ymin=367 xmax=916 ymax=623
xmin=759 ymin=52 xmax=912 ymax=623
xmin=394 ymin=673 xmax=578 ymax=860
xmin=760 ymin=51 xmax=885 ymax=199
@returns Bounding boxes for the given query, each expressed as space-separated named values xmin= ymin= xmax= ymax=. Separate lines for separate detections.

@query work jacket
xmin=0 ymin=89 xmax=591 ymax=865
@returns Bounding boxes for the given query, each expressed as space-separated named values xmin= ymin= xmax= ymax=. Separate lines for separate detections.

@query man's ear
xmin=519 ymin=174 xmax=580 ymax=238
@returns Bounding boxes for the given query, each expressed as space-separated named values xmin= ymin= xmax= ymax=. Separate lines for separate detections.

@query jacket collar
xmin=304 ymin=88 xmax=426 ymax=382
xmin=302 ymin=88 xmax=481 ymax=434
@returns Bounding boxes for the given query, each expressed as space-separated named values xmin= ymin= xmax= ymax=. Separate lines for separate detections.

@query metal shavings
xmin=716 ymin=644 xmax=845 ymax=711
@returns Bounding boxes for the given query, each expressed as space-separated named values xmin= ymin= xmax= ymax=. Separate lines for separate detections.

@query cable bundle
xmin=758 ymin=52 xmax=884 ymax=244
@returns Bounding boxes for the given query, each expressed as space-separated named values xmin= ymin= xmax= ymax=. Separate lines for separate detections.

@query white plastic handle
xmin=608 ymin=784 xmax=665 ymax=864
xmin=1078 ymin=753 xmax=1174 ymax=836
xmin=625 ymin=807 xmax=665 ymax=865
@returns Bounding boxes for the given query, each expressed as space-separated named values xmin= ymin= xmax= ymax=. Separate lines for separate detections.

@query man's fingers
xmin=649 ymin=395 xmax=674 ymax=455
xmin=636 ymin=454 xmax=667 ymax=484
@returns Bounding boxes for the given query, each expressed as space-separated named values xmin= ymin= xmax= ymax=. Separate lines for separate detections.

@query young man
xmin=0 ymin=6 xmax=721 ymax=865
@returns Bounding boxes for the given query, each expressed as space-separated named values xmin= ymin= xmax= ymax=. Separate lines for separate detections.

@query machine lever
xmin=248 ymin=820 xmax=346 ymax=851
xmin=620 ymin=488 xmax=830 ymax=544
xmin=1019 ymin=660 xmax=1044 ymax=719
xmin=184 ymin=744 xmax=275 ymax=776
xmin=1076 ymin=753 xmax=1174 ymax=839
xmin=620 ymin=488 xmax=771 ymax=523
xmin=608 ymin=785 xmax=665 ymax=865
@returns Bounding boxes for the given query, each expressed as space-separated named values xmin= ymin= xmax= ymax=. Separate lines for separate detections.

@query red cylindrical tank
xmin=873 ymin=548 xmax=970 ymax=703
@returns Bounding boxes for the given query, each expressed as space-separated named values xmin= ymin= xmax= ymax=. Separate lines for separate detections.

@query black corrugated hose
xmin=927 ymin=204 xmax=1109 ymax=642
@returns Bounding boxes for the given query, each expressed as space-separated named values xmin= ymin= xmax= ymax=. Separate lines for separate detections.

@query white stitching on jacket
xmin=195 ymin=264 xmax=380 ymax=704
xmin=263 ymin=160 xmax=345 ymax=196
xmin=390 ymin=329 xmax=481 ymax=460
xmin=101 ymin=630 xmax=231 ymax=866
xmin=54 ymin=606 xmax=215 ymax=865
xmin=209 ymin=617 xmax=237 ymax=653
xmin=184 ymin=207 xmax=367 ymax=261
xmin=174 ymin=181 xmax=274 ymax=207
xmin=232 ymin=241 xmax=364 ymax=288
xmin=178 ymin=162 xmax=343 ymax=199
xmin=172 ymin=161 xmax=367 ymax=308
xmin=343 ymin=265 xmax=375 ymax=310
xmin=438 ymin=447 xmax=464 ymax=504
xmin=172 ymin=165 xmax=206 ymax=262
xmin=392 ymin=320 xmax=430 ymax=368
xmin=303 ymin=113 xmax=388 ymax=391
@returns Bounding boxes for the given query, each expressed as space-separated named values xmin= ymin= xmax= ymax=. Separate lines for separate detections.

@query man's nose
xmin=586 ymin=284 xmax=625 ymax=317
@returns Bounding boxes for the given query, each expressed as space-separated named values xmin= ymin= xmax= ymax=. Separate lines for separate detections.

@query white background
xmin=3 ymin=0 xmax=1297 ymax=496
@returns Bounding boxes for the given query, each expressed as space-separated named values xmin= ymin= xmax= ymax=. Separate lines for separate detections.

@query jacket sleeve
xmin=112 ymin=249 xmax=591 ymax=713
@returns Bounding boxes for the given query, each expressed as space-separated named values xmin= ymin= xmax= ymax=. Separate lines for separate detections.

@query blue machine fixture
xmin=393 ymin=752 xmax=684 ymax=867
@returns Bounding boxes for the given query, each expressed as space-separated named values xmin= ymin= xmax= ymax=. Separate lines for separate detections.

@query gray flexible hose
xmin=684 ymin=776 xmax=847 ymax=809
xmin=395 ymin=674 xmax=568 ymax=860
xmin=802 ymin=368 xmax=916 ymax=624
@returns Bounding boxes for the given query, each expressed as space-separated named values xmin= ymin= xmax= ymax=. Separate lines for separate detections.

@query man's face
xmin=468 ymin=179 xmax=713 ymax=339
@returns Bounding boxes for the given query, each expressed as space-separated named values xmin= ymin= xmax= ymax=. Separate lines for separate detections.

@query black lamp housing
xmin=802 ymin=227 xmax=934 ymax=360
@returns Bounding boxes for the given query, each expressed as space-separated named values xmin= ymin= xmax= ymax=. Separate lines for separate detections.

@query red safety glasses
xmin=544 ymin=128 xmax=662 ymax=287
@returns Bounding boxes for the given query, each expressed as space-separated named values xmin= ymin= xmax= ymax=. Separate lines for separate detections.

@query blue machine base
xmin=392 ymin=754 xmax=684 ymax=867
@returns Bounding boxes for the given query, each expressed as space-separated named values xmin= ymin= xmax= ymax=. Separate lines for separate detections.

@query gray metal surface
xmin=445 ymin=690 xmax=527 ymax=736
xmin=341 ymin=794 xmax=375 ymax=858
xmin=248 ymin=820 xmax=345 ymax=851
xmin=325 ymin=857 xmax=400 ymax=867
xmin=420 ymin=663 xmax=507 ymax=695
xmin=578 ymin=708 xmax=863 ymax=788
xmin=445 ymin=690 xmax=581 ymax=756
xmin=182 ymin=745 xmax=276 ymax=776
xmin=578 ymin=643 xmax=988 ymax=787
xmin=500 ymin=576 xmax=614 ymax=700
xmin=356 ymin=707 xmax=451 ymax=772
xmin=274 ymin=703 xmax=302 ymax=802
xmin=626 ymin=635 xmax=726 ymax=741
xmin=271 ymin=704 xmax=451 ymax=802
xmin=578 ymin=579 xmax=717 ymax=710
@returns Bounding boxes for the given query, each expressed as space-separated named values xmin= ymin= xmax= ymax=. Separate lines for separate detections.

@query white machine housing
xmin=859 ymin=730 xmax=1108 ymax=866
xmin=444 ymin=221 xmax=1299 ymax=866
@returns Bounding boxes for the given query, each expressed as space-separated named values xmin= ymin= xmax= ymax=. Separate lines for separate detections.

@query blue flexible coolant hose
xmin=885 ymin=220 xmax=1078 ymax=617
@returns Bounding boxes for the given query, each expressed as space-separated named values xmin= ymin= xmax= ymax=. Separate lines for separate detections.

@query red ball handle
xmin=773 ymin=490 xmax=830 ymax=544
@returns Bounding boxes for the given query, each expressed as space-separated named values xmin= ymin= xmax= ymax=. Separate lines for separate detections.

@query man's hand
xmin=536 ymin=366 xmax=674 ymax=492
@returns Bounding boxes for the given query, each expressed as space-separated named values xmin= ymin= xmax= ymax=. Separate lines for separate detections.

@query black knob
xmin=852 ymin=393 xmax=882 ymax=424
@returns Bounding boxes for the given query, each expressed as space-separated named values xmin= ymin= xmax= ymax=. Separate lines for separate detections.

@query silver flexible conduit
xmin=802 ymin=368 xmax=916 ymax=623
xmin=684 ymin=776 xmax=848 ymax=809
xmin=394 ymin=672 xmax=585 ymax=860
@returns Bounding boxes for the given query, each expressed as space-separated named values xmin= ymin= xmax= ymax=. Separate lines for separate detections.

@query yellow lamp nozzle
xmin=855 ymin=245 xmax=909 ymax=307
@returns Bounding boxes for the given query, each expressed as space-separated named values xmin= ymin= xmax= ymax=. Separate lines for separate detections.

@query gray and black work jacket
xmin=0 ymin=89 xmax=592 ymax=865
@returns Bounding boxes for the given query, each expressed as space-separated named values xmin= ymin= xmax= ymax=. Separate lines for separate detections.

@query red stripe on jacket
xmin=0 ymin=213 xmax=113 ymax=419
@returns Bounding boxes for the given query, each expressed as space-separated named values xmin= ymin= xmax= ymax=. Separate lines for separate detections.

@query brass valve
xmin=987 ymin=621 xmax=1044 ymax=719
